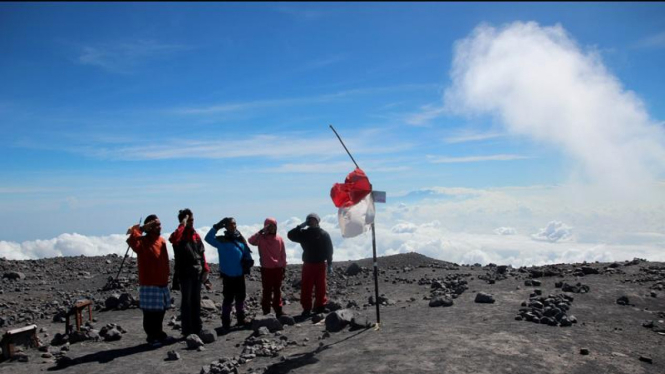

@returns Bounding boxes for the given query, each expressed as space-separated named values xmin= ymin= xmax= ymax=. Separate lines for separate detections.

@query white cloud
xmin=494 ymin=227 xmax=517 ymax=235
xmin=443 ymin=131 xmax=504 ymax=144
xmin=444 ymin=21 xmax=665 ymax=197
xmin=3 ymin=184 xmax=664 ymax=267
xmin=390 ymin=222 xmax=418 ymax=234
xmin=635 ymin=31 xmax=665 ymax=49
xmin=428 ymin=154 xmax=529 ymax=163
xmin=78 ymin=134 xmax=412 ymax=161
xmin=531 ymin=221 xmax=573 ymax=242
xmin=76 ymin=40 xmax=190 ymax=73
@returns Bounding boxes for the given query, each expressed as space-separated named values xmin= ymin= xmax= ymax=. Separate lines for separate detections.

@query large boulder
xmin=117 ymin=293 xmax=134 ymax=309
xmin=3 ymin=271 xmax=26 ymax=281
xmin=325 ymin=309 xmax=355 ymax=332
xmin=105 ymin=294 xmax=121 ymax=310
xmin=345 ymin=263 xmax=362 ymax=276
xmin=251 ymin=315 xmax=283 ymax=333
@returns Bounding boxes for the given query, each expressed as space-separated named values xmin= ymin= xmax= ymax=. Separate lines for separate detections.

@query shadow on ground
xmin=46 ymin=340 xmax=178 ymax=371
xmin=264 ymin=328 xmax=370 ymax=374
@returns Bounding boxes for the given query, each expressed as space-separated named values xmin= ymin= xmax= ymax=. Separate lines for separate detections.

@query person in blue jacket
xmin=205 ymin=217 xmax=253 ymax=330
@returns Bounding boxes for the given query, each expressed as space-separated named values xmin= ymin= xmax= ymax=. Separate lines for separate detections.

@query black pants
xmin=179 ymin=277 xmax=202 ymax=336
xmin=142 ymin=309 xmax=166 ymax=342
xmin=221 ymin=274 xmax=246 ymax=315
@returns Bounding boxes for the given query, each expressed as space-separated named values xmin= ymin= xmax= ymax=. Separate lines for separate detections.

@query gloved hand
xmin=213 ymin=219 xmax=226 ymax=231
xmin=180 ymin=214 xmax=189 ymax=227
xmin=297 ymin=222 xmax=307 ymax=230
xmin=327 ymin=264 xmax=333 ymax=275
xmin=126 ymin=225 xmax=139 ymax=235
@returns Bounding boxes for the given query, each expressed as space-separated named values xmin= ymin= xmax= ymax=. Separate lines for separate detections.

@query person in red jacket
xmin=169 ymin=209 xmax=211 ymax=337
xmin=126 ymin=214 xmax=172 ymax=346
xmin=248 ymin=217 xmax=287 ymax=317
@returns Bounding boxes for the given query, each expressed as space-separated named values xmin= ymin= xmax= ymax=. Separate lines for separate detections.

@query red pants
xmin=301 ymin=262 xmax=327 ymax=311
xmin=261 ymin=267 xmax=284 ymax=314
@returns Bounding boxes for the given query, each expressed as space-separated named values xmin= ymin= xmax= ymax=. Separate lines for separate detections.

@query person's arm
xmin=169 ymin=224 xmax=186 ymax=245
xmin=248 ymin=231 xmax=261 ymax=246
xmin=171 ymin=243 xmax=181 ymax=290
xmin=287 ymin=223 xmax=307 ymax=243
xmin=325 ymin=232 xmax=334 ymax=273
xmin=204 ymin=226 xmax=219 ymax=247
xmin=202 ymin=250 xmax=211 ymax=274
xmin=279 ymin=237 xmax=287 ymax=268
xmin=126 ymin=225 xmax=143 ymax=253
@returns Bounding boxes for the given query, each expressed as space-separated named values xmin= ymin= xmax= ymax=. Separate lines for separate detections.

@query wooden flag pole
xmin=329 ymin=125 xmax=381 ymax=328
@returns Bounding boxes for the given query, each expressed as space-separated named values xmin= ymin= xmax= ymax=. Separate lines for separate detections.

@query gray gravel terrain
xmin=0 ymin=252 xmax=664 ymax=374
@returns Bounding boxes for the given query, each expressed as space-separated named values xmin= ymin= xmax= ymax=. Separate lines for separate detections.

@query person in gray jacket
xmin=287 ymin=213 xmax=333 ymax=315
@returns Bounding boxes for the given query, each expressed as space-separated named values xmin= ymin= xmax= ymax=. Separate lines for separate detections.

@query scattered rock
xmin=251 ymin=315 xmax=283 ymax=333
xmin=580 ymin=348 xmax=590 ymax=355
xmin=429 ymin=296 xmax=454 ymax=307
xmin=201 ymin=299 xmax=217 ymax=311
xmin=639 ymin=356 xmax=653 ymax=364
xmin=312 ymin=313 xmax=326 ymax=324
xmin=562 ymin=283 xmax=590 ymax=293
xmin=474 ymin=292 xmax=495 ymax=304
xmin=166 ymin=350 xmax=180 ymax=360
xmin=186 ymin=334 xmax=204 ymax=349
xmin=198 ymin=329 xmax=216 ymax=344
xmin=616 ymin=296 xmax=630 ymax=306
xmin=278 ymin=315 xmax=295 ymax=326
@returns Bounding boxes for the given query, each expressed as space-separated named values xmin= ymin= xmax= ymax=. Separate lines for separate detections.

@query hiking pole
xmin=329 ymin=125 xmax=381 ymax=329
xmin=114 ymin=216 xmax=142 ymax=283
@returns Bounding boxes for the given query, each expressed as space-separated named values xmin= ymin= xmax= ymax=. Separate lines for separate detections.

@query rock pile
xmin=557 ymin=282 xmax=590 ymax=293
xmin=242 ymin=335 xmax=289 ymax=357
xmin=201 ymin=357 xmax=243 ymax=374
xmin=422 ymin=273 xmax=470 ymax=306
xmin=515 ymin=293 xmax=577 ymax=327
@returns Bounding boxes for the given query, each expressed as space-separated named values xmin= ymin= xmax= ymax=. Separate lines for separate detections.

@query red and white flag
xmin=330 ymin=168 xmax=375 ymax=238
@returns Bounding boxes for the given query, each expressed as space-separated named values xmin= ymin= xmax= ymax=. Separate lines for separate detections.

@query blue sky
xmin=1 ymin=3 xmax=665 ymax=265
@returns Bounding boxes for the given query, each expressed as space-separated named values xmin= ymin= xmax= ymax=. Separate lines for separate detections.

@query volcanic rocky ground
xmin=0 ymin=252 xmax=664 ymax=374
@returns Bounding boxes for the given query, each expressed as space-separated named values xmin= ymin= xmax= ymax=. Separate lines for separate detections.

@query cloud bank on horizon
xmin=2 ymin=183 xmax=664 ymax=266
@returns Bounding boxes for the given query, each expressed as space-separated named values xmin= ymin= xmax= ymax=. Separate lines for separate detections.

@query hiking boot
xmin=300 ymin=309 xmax=311 ymax=318
xmin=275 ymin=307 xmax=285 ymax=318
xmin=221 ymin=315 xmax=231 ymax=330
xmin=236 ymin=311 xmax=251 ymax=327
xmin=313 ymin=306 xmax=330 ymax=314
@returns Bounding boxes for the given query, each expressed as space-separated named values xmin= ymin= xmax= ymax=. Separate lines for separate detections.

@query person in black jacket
xmin=169 ymin=209 xmax=211 ymax=337
xmin=287 ymin=213 xmax=333 ymax=315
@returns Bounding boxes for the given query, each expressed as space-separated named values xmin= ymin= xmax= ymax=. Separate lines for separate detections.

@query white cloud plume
xmin=494 ymin=227 xmax=517 ymax=235
xmin=531 ymin=221 xmax=573 ymax=242
xmin=444 ymin=21 xmax=665 ymax=196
